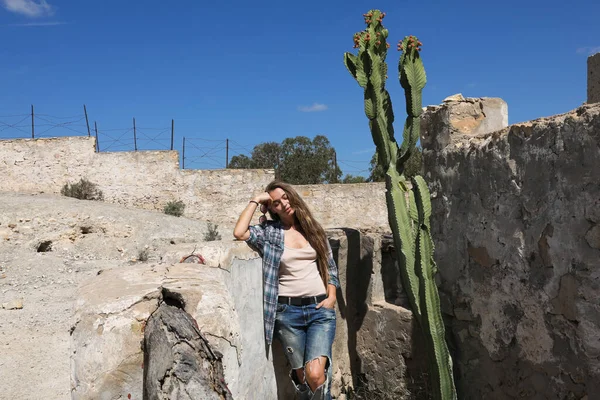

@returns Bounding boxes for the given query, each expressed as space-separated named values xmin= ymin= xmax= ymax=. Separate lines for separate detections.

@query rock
xmin=144 ymin=302 xmax=233 ymax=400
xmin=70 ymin=259 xmax=278 ymax=400
xmin=2 ymin=298 xmax=23 ymax=310
xmin=421 ymin=96 xmax=508 ymax=152
xmin=584 ymin=224 xmax=600 ymax=249
xmin=355 ymin=301 xmax=426 ymax=399
xmin=443 ymin=93 xmax=465 ymax=102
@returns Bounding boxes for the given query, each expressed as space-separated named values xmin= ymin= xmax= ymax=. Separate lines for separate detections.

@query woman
xmin=233 ymin=180 xmax=340 ymax=400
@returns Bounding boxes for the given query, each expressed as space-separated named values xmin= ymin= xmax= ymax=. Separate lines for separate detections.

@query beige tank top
xmin=278 ymin=243 xmax=326 ymax=297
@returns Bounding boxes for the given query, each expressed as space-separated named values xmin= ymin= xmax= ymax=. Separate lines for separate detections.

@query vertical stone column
xmin=588 ymin=53 xmax=600 ymax=104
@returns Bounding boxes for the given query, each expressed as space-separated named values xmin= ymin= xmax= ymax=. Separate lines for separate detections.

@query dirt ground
xmin=0 ymin=192 xmax=217 ymax=400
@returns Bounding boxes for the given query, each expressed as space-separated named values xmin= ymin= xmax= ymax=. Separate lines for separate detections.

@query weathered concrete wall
xmin=0 ymin=137 xmax=274 ymax=233
xmin=422 ymin=99 xmax=600 ymax=399
xmin=328 ymin=229 xmax=427 ymax=399
xmin=421 ymin=94 xmax=508 ymax=153
xmin=588 ymin=53 xmax=600 ymax=104
xmin=0 ymin=137 xmax=389 ymax=232
xmin=295 ymin=183 xmax=387 ymax=231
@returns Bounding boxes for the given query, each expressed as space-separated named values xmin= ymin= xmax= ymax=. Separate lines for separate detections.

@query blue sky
xmin=1 ymin=0 xmax=598 ymax=176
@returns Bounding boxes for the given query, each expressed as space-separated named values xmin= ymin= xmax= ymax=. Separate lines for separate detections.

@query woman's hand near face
xmin=253 ymin=192 xmax=271 ymax=205
xmin=233 ymin=192 xmax=271 ymax=241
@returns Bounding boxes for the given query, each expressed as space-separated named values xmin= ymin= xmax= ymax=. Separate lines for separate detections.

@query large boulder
xmin=70 ymin=244 xmax=279 ymax=400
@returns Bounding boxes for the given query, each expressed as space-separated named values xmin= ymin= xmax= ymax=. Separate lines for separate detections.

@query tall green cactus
xmin=344 ymin=10 xmax=457 ymax=400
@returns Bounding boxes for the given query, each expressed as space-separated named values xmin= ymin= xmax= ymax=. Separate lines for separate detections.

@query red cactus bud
xmin=376 ymin=41 xmax=381 ymax=45
xmin=418 ymin=41 xmax=422 ymax=46
xmin=386 ymin=43 xmax=390 ymax=48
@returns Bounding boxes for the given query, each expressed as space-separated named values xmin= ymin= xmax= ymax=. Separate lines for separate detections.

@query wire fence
xmin=0 ymin=105 xmax=372 ymax=175
xmin=0 ymin=105 xmax=258 ymax=170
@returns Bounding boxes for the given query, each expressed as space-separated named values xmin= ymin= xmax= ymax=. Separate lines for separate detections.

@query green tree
xmin=342 ymin=174 xmax=367 ymax=183
xmin=368 ymin=146 xmax=423 ymax=182
xmin=228 ymin=141 xmax=281 ymax=170
xmin=228 ymin=135 xmax=341 ymax=184
xmin=228 ymin=154 xmax=254 ymax=169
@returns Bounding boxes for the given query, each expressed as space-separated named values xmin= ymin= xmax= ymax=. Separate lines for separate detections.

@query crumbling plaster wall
xmin=422 ymin=97 xmax=600 ymax=399
xmin=0 ymin=137 xmax=388 ymax=232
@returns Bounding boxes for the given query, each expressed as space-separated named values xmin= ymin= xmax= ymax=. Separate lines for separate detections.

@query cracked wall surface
xmin=422 ymin=100 xmax=600 ymax=399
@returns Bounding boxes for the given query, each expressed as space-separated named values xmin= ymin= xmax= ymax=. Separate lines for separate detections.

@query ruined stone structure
xmin=0 ymin=137 xmax=388 ymax=233
xmin=67 ymin=224 xmax=423 ymax=400
xmin=589 ymin=52 xmax=600 ymax=104
xmin=422 ymin=97 xmax=600 ymax=398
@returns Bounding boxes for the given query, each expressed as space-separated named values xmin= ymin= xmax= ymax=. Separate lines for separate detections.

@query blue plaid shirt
xmin=246 ymin=220 xmax=341 ymax=345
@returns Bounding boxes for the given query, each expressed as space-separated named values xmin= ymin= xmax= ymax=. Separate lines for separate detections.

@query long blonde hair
xmin=265 ymin=180 xmax=330 ymax=289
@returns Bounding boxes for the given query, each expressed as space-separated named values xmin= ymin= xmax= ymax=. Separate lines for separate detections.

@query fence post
xmin=182 ymin=137 xmax=186 ymax=169
xmin=94 ymin=121 xmax=99 ymax=152
xmin=133 ymin=117 xmax=137 ymax=151
xmin=83 ymin=105 xmax=91 ymax=137
xmin=31 ymin=104 xmax=34 ymax=138
xmin=333 ymin=149 xmax=338 ymax=183
xmin=171 ymin=119 xmax=174 ymax=150
xmin=226 ymin=138 xmax=229 ymax=168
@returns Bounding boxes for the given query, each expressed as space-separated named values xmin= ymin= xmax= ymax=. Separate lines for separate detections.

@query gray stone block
xmin=421 ymin=96 xmax=508 ymax=152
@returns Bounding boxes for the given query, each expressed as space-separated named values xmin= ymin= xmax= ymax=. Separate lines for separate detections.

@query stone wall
xmin=0 ymin=136 xmax=389 ymax=233
xmin=589 ymin=53 xmax=600 ymax=104
xmin=422 ymin=98 xmax=600 ymax=399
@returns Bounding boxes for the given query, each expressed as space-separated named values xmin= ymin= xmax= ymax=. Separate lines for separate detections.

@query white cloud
xmin=1 ymin=0 xmax=54 ymax=18
xmin=298 ymin=103 xmax=328 ymax=112
xmin=576 ymin=46 xmax=600 ymax=56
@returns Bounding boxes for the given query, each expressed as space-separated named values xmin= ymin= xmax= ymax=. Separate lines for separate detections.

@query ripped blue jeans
xmin=274 ymin=302 xmax=336 ymax=400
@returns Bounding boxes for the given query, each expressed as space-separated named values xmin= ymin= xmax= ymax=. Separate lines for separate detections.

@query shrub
xmin=204 ymin=222 xmax=221 ymax=241
xmin=61 ymin=178 xmax=104 ymax=201
xmin=164 ymin=200 xmax=185 ymax=217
